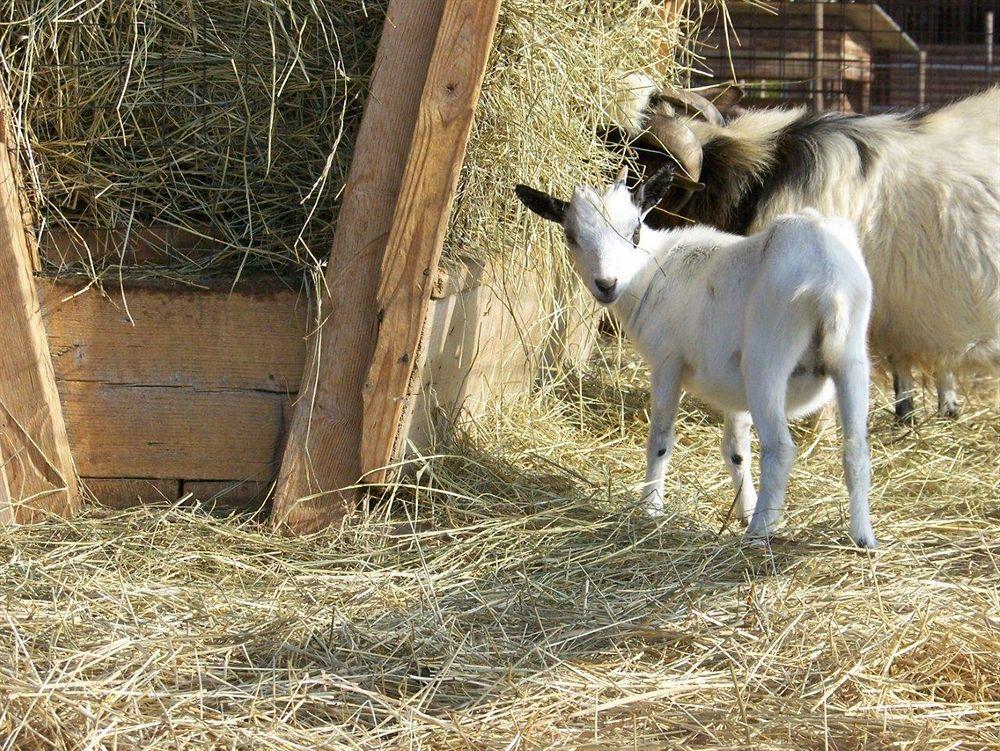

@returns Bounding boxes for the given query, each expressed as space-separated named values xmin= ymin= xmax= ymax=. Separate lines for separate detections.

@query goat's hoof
xmin=742 ymin=521 xmax=772 ymax=547
xmin=894 ymin=403 xmax=917 ymax=425
xmin=850 ymin=528 xmax=878 ymax=550
xmin=741 ymin=533 xmax=769 ymax=549
xmin=938 ymin=402 xmax=960 ymax=419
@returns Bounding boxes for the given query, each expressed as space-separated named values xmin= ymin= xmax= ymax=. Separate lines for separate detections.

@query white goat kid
xmin=516 ymin=167 xmax=877 ymax=548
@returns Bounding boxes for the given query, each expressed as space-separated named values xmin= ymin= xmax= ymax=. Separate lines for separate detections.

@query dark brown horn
xmin=655 ymin=87 xmax=725 ymax=127
xmin=644 ymin=116 xmax=704 ymax=185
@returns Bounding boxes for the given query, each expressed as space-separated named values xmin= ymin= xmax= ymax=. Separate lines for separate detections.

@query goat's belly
xmin=682 ymin=372 xmax=749 ymax=414
xmin=786 ymin=374 xmax=835 ymax=418
xmin=683 ymin=370 xmax=834 ymax=418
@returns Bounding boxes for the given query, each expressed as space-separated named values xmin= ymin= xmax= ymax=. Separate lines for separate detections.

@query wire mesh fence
xmin=690 ymin=0 xmax=997 ymax=113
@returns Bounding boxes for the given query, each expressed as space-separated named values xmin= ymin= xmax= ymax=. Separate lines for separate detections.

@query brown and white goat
xmin=610 ymin=75 xmax=1000 ymax=421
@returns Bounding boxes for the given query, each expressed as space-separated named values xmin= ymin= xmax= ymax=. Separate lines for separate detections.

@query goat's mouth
xmin=593 ymin=289 xmax=619 ymax=305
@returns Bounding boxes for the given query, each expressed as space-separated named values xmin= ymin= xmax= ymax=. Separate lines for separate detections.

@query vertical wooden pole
xmin=918 ymin=50 xmax=927 ymax=107
xmin=986 ymin=11 xmax=994 ymax=73
xmin=813 ymin=1 xmax=825 ymax=111
xmin=271 ymin=0 xmax=501 ymax=534
xmin=0 ymin=93 xmax=80 ymax=523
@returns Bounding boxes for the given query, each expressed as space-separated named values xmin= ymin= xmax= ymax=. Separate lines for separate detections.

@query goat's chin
xmin=592 ymin=291 xmax=618 ymax=306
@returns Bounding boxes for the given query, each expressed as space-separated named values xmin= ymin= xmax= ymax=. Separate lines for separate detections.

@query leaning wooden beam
xmin=271 ymin=0 xmax=444 ymax=532
xmin=272 ymin=0 xmax=502 ymax=533
xmin=360 ymin=0 xmax=503 ymax=481
xmin=0 ymin=92 xmax=80 ymax=523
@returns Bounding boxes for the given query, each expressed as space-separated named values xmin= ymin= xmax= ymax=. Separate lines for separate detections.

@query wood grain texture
xmin=59 ymin=381 xmax=289 ymax=480
xmin=84 ymin=478 xmax=179 ymax=509
xmin=0 ymin=93 xmax=80 ymax=523
xmin=361 ymin=0 xmax=502 ymax=483
xmin=40 ymin=225 xmax=221 ymax=267
xmin=183 ymin=480 xmax=270 ymax=510
xmin=270 ymin=0 xmax=451 ymax=534
xmin=40 ymin=281 xmax=308 ymax=392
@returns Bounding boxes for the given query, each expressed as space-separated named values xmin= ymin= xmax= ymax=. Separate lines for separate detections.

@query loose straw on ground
xmin=2 ymin=336 xmax=997 ymax=749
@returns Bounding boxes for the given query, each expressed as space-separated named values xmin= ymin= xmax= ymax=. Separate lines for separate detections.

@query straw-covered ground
xmin=3 ymin=339 xmax=997 ymax=750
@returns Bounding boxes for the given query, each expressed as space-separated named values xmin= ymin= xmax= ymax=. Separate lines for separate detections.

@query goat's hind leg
xmin=832 ymin=350 xmax=877 ymax=548
xmin=891 ymin=361 xmax=917 ymax=423
xmin=743 ymin=349 xmax=800 ymax=544
xmin=722 ymin=412 xmax=757 ymax=525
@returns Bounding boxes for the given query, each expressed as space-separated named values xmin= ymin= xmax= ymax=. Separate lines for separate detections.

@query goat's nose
xmin=594 ymin=277 xmax=618 ymax=295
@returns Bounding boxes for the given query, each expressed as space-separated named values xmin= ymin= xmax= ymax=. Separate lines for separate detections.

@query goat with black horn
xmin=608 ymin=73 xmax=1000 ymax=423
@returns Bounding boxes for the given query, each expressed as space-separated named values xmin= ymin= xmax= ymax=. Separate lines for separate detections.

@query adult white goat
xmin=515 ymin=166 xmax=877 ymax=548
xmin=608 ymin=77 xmax=1000 ymax=422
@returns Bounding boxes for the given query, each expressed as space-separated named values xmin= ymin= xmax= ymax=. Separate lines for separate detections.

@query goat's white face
xmin=515 ymin=166 xmax=676 ymax=306
xmin=563 ymin=182 xmax=646 ymax=304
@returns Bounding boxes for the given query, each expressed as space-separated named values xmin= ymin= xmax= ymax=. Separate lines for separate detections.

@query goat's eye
xmin=631 ymin=226 xmax=641 ymax=245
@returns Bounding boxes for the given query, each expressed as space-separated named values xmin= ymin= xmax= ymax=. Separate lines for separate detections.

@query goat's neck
xmin=609 ymin=247 xmax=667 ymax=340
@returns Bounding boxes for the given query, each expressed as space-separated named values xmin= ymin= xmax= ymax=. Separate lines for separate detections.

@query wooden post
xmin=813 ymin=1 xmax=825 ymax=111
xmin=271 ymin=0 xmax=501 ymax=534
xmin=986 ymin=11 xmax=994 ymax=73
xmin=917 ymin=50 xmax=927 ymax=107
xmin=0 ymin=93 xmax=80 ymax=523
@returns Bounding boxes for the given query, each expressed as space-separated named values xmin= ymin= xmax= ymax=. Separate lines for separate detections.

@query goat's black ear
xmin=515 ymin=184 xmax=568 ymax=224
xmin=635 ymin=164 xmax=676 ymax=214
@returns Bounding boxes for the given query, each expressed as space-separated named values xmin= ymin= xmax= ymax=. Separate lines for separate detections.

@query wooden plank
xmin=360 ymin=0 xmax=502 ymax=482
xmin=40 ymin=281 xmax=308 ymax=392
xmin=84 ymin=478 xmax=178 ymax=509
xmin=40 ymin=225 xmax=221 ymax=267
xmin=183 ymin=480 xmax=270 ymax=510
xmin=59 ymin=381 xmax=289 ymax=480
xmin=270 ymin=0 xmax=451 ymax=534
xmin=0 ymin=92 xmax=80 ymax=523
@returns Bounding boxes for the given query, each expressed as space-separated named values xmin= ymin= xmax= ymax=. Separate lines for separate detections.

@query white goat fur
xmin=517 ymin=176 xmax=877 ymax=547
xmin=620 ymin=78 xmax=1000 ymax=416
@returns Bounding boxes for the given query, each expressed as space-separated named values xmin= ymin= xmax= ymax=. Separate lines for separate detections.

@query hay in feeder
xmin=2 ymin=0 xmax=687 ymax=286
xmin=1 ymin=336 xmax=998 ymax=748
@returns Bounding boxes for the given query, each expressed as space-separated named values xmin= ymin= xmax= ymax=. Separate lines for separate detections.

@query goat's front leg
xmin=641 ymin=361 xmax=683 ymax=515
xmin=935 ymin=370 xmax=960 ymax=418
xmin=722 ymin=412 xmax=757 ymax=525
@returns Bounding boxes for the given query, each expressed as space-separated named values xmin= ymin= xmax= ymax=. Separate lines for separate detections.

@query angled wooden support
xmin=271 ymin=0 xmax=502 ymax=534
xmin=0 ymin=93 xmax=80 ymax=523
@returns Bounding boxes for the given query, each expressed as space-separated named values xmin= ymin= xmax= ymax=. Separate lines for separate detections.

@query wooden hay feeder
xmin=0 ymin=0 xmax=595 ymax=534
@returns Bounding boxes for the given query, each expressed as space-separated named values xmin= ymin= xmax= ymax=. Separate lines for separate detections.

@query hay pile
xmin=2 ymin=337 xmax=997 ymax=749
xmin=1 ymin=0 xmax=387 ymax=279
xmin=2 ymin=0 xmax=684 ymax=284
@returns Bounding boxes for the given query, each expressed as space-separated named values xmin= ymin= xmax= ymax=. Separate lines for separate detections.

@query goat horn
xmin=644 ymin=117 xmax=704 ymax=186
xmin=654 ymin=87 xmax=725 ymax=127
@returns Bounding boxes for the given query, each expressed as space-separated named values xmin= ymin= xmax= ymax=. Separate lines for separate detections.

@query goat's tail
xmin=818 ymin=291 xmax=852 ymax=365
xmin=610 ymin=72 xmax=659 ymax=136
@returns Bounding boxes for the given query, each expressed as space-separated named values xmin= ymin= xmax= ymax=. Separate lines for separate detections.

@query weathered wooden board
xmin=270 ymin=0 xmax=453 ymax=533
xmin=58 ymin=381 xmax=289 ymax=480
xmin=361 ymin=0 xmax=503 ymax=484
xmin=37 ymin=260 xmax=594 ymax=501
xmin=183 ymin=480 xmax=270 ymax=510
xmin=40 ymin=225 xmax=221 ymax=267
xmin=0 ymin=92 xmax=79 ymax=523
xmin=39 ymin=281 xmax=308 ymax=392
xmin=84 ymin=478 xmax=179 ymax=509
